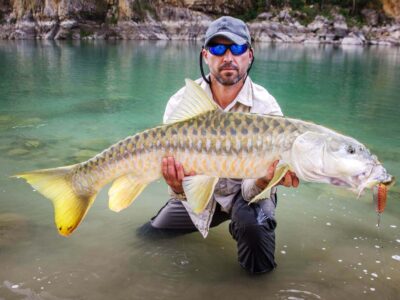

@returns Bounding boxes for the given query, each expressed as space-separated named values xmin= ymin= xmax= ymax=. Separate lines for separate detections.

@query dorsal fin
xmin=164 ymin=79 xmax=218 ymax=124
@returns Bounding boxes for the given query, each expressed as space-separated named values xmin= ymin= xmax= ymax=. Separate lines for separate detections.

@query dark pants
xmin=150 ymin=191 xmax=278 ymax=274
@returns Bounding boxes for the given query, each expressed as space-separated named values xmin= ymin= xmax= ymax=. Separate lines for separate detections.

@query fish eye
xmin=347 ymin=145 xmax=356 ymax=154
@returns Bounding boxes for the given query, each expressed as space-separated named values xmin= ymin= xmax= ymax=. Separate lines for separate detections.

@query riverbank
xmin=0 ymin=2 xmax=399 ymax=46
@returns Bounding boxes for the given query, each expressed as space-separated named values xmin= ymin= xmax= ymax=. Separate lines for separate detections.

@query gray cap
xmin=204 ymin=16 xmax=251 ymax=47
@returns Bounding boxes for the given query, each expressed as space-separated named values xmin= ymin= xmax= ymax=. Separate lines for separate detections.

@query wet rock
xmin=308 ymin=15 xmax=329 ymax=32
xmin=0 ymin=143 xmax=10 ymax=151
xmin=7 ymin=148 xmax=30 ymax=156
xmin=15 ymin=117 xmax=43 ymax=127
xmin=73 ymin=149 xmax=98 ymax=162
xmin=12 ymin=19 xmax=37 ymax=40
xmin=0 ymin=213 xmax=29 ymax=248
xmin=277 ymin=8 xmax=295 ymax=24
xmin=256 ymin=12 xmax=273 ymax=21
xmin=292 ymin=33 xmax=307 ymax=43
xmin=389 ymin=24 xmax=400 ymax=40
xmin=82 ymin=138 xmax=111 ymax=151
xmin=0 ymin=114 xmax=14 ymax=125
xmin=304 ymin=37 xmax=321 ymax=44
xmin=333 ymin=14 xmax=348 ymax=38
xmin=342 ymin=33 xmax=365 ymax=45
xmin=55 ymin=28 xmax=72 ymax=39
xmin=24 ymin=139 xmax=41 ymax=149
xmin=60 ymin=19 xmax=78 ymax=29
xmin=274 ymin=31 xmax=292 ymax=42
xmin=36 ymin=20 xmax=58 ymax=39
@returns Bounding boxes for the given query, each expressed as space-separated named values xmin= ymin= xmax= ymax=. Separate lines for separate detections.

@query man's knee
xmin=150 ymin=199 xmax=197 ymax=230
xmin=230 ymin=222 xmax=277 ymax=274
xmin=230 ymin=195 xmax=278 ymax=274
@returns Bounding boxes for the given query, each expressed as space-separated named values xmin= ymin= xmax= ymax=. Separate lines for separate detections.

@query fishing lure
xmin=373 ymin=183 xmax=387 ymax=227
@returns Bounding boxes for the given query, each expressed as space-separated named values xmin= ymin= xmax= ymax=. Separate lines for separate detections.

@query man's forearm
xmin=242 ymin=178 xmax=275 ymax=201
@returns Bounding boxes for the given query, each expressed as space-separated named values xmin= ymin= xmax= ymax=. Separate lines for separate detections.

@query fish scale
xmin=73 ymin=110 xmax=305 ymax=194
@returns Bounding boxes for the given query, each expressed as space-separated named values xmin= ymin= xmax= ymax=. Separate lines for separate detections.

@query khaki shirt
xmin=163 ymin=77 xmax=283 ymax=237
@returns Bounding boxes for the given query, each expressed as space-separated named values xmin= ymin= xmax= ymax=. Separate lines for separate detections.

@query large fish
xmin=14 ymin=79 xmax=394 ymax=236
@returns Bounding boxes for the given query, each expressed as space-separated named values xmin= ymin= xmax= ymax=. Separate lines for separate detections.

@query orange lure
xmin=373 ymin=183 xmax=387 ymax=226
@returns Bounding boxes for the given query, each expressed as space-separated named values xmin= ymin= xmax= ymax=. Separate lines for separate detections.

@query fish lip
xmin=355 ymin=174 xmax=395 ymax=198
xmin=381 ymin=176 xmax=395 ymax=188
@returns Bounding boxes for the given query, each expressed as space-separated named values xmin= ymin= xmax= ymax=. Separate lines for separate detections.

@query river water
xmin=0 ymin=40 xmax=399 ymax=300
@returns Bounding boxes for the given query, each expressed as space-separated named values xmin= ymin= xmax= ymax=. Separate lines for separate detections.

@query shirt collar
xmin=200 ymin=76 xmax=253 ymax=111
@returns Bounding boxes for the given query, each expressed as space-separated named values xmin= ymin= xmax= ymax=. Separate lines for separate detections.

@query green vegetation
xmin=131 ymin=0 xmax=158 ymax=22
xmin=80 ymin=29 xmax=93 ymax=38
xmin=235 ymin=0 xmax=384 ymax=24
xmin=80 ymin=0 xmax=108 ymax=21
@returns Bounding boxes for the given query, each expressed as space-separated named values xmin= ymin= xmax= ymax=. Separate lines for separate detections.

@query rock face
xmin=382 ymin=0 xmax=400 ymax=21
xmin=0 ymin=0 xmax=399 ymax=46
xmin=250 ymin=10 xmax=399 ymax=46
xmin=0 ymin=0 xmax=212 ymax=41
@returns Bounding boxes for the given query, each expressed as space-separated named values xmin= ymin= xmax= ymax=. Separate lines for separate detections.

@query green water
xmin=0 ymin=40 xmax=399 ymax=300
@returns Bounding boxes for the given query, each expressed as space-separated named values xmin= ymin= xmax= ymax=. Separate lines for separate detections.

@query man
xmin=150 ymin=16 xmax=299 ymax=274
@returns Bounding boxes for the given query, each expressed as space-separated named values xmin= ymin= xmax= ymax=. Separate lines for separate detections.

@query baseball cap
xmin=204 ymin=16 xmax=251 ymax=47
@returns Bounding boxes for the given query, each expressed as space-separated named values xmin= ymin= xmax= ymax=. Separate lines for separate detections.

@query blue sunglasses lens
xmin=230 ymin=44 xmax=248 ymax=55
xmin=208 ymin=44 xmax=248 ymax=56
xmin=208 ymin=44 xmax=228 ymax=56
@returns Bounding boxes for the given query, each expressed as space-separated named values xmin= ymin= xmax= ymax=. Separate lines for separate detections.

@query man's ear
xmin=249 ymin=48 xmax=254 ymax=62
xmin=202 ymin=48 xmax=209 ymax=65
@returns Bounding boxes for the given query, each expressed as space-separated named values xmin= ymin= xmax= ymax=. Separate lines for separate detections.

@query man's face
xmin=203 ymin=37 xmax=253 ymax=86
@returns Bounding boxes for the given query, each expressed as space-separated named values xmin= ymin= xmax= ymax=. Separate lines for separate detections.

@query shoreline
xmin=1 ymin=20 xmax=399 ymax=47
xmin=0 ymin=6 xmax=399 ymax=46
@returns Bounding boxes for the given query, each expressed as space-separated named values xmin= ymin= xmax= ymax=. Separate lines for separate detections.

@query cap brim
xmin=205 ymin=31 xmax=247 ymax=46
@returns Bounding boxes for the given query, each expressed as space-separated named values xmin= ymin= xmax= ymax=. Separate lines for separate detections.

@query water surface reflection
xmin=0 ymin=41 xmax=399 ymax=300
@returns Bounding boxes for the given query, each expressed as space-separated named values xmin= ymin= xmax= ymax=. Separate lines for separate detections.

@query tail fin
xmin=13 ymin=165 xmax=97 ymax=237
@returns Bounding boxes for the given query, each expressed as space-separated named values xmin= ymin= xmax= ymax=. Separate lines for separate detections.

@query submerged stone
xmin=0 ymin=114 xmax=16 ymax=129
xmin=73 ymin=149 xmax=98 ymax=162
xmin=7 ymin=148 xmax=30 ymax=156
xmin=16 ymin=117 xmax=43 ymax=127
xmin=24 ymin=139 xmax=41 ymax=149
xmin=0 ymin=115 xmax=14 ymax=123
xmin=24 ymin=117 xmax=42 ymax=124
xmin=0 ymin=213 xmax=29 ymax=247
xmin=81 ymin=138 xmax=111 ymax=151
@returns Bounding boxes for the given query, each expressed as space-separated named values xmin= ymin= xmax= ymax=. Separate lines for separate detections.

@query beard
xmin=212 ymin=62 xmax=246 ymax=86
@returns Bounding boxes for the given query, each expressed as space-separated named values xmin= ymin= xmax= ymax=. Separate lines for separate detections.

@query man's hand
xmin=255 ymin=160 xmax=299 ymax=190
xmin=162 ymin=156 xmax=195 ymax=194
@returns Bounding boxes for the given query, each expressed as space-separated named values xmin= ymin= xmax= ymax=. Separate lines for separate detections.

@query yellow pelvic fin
xmin=249 ymin=164 xmax=291 ymax=203
xmin=164 ymin=79 xmax=218 ymax=124
xmin=183 ymin=175 xmax=219 ymax=214
xmin=108 ymin=174 xmax=148 ymax=212
xmin=13 ymin=166 xmax=96 ymax=237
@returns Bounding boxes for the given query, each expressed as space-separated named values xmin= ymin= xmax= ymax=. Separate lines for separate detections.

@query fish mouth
xmin=355 ymin=166 xmax=395 ymax=197
xmin=381 ymin=176 xmax=396 ymax=188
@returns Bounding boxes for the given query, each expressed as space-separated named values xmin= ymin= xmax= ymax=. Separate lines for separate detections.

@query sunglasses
xmin=207 ymin=43 xmax=249 ymax=56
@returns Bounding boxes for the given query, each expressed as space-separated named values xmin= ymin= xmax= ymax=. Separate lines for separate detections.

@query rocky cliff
xmin=382 ymin=0 xmax=400 ymax=21
xmin=0 ymin=0 xmax=399 ymax=46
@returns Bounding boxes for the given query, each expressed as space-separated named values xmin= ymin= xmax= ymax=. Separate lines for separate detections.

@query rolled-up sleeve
xmin=242 ymin=179 xmax=277 ymax=202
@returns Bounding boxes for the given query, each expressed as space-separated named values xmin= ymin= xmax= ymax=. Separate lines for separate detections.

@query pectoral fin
xmin=183 ymin=175 xmax=219 ymax=214
xmin=109 ymin=174 xmax=148 ymax=212
xmin=249 ymin=164 xmax=290 ymax=203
